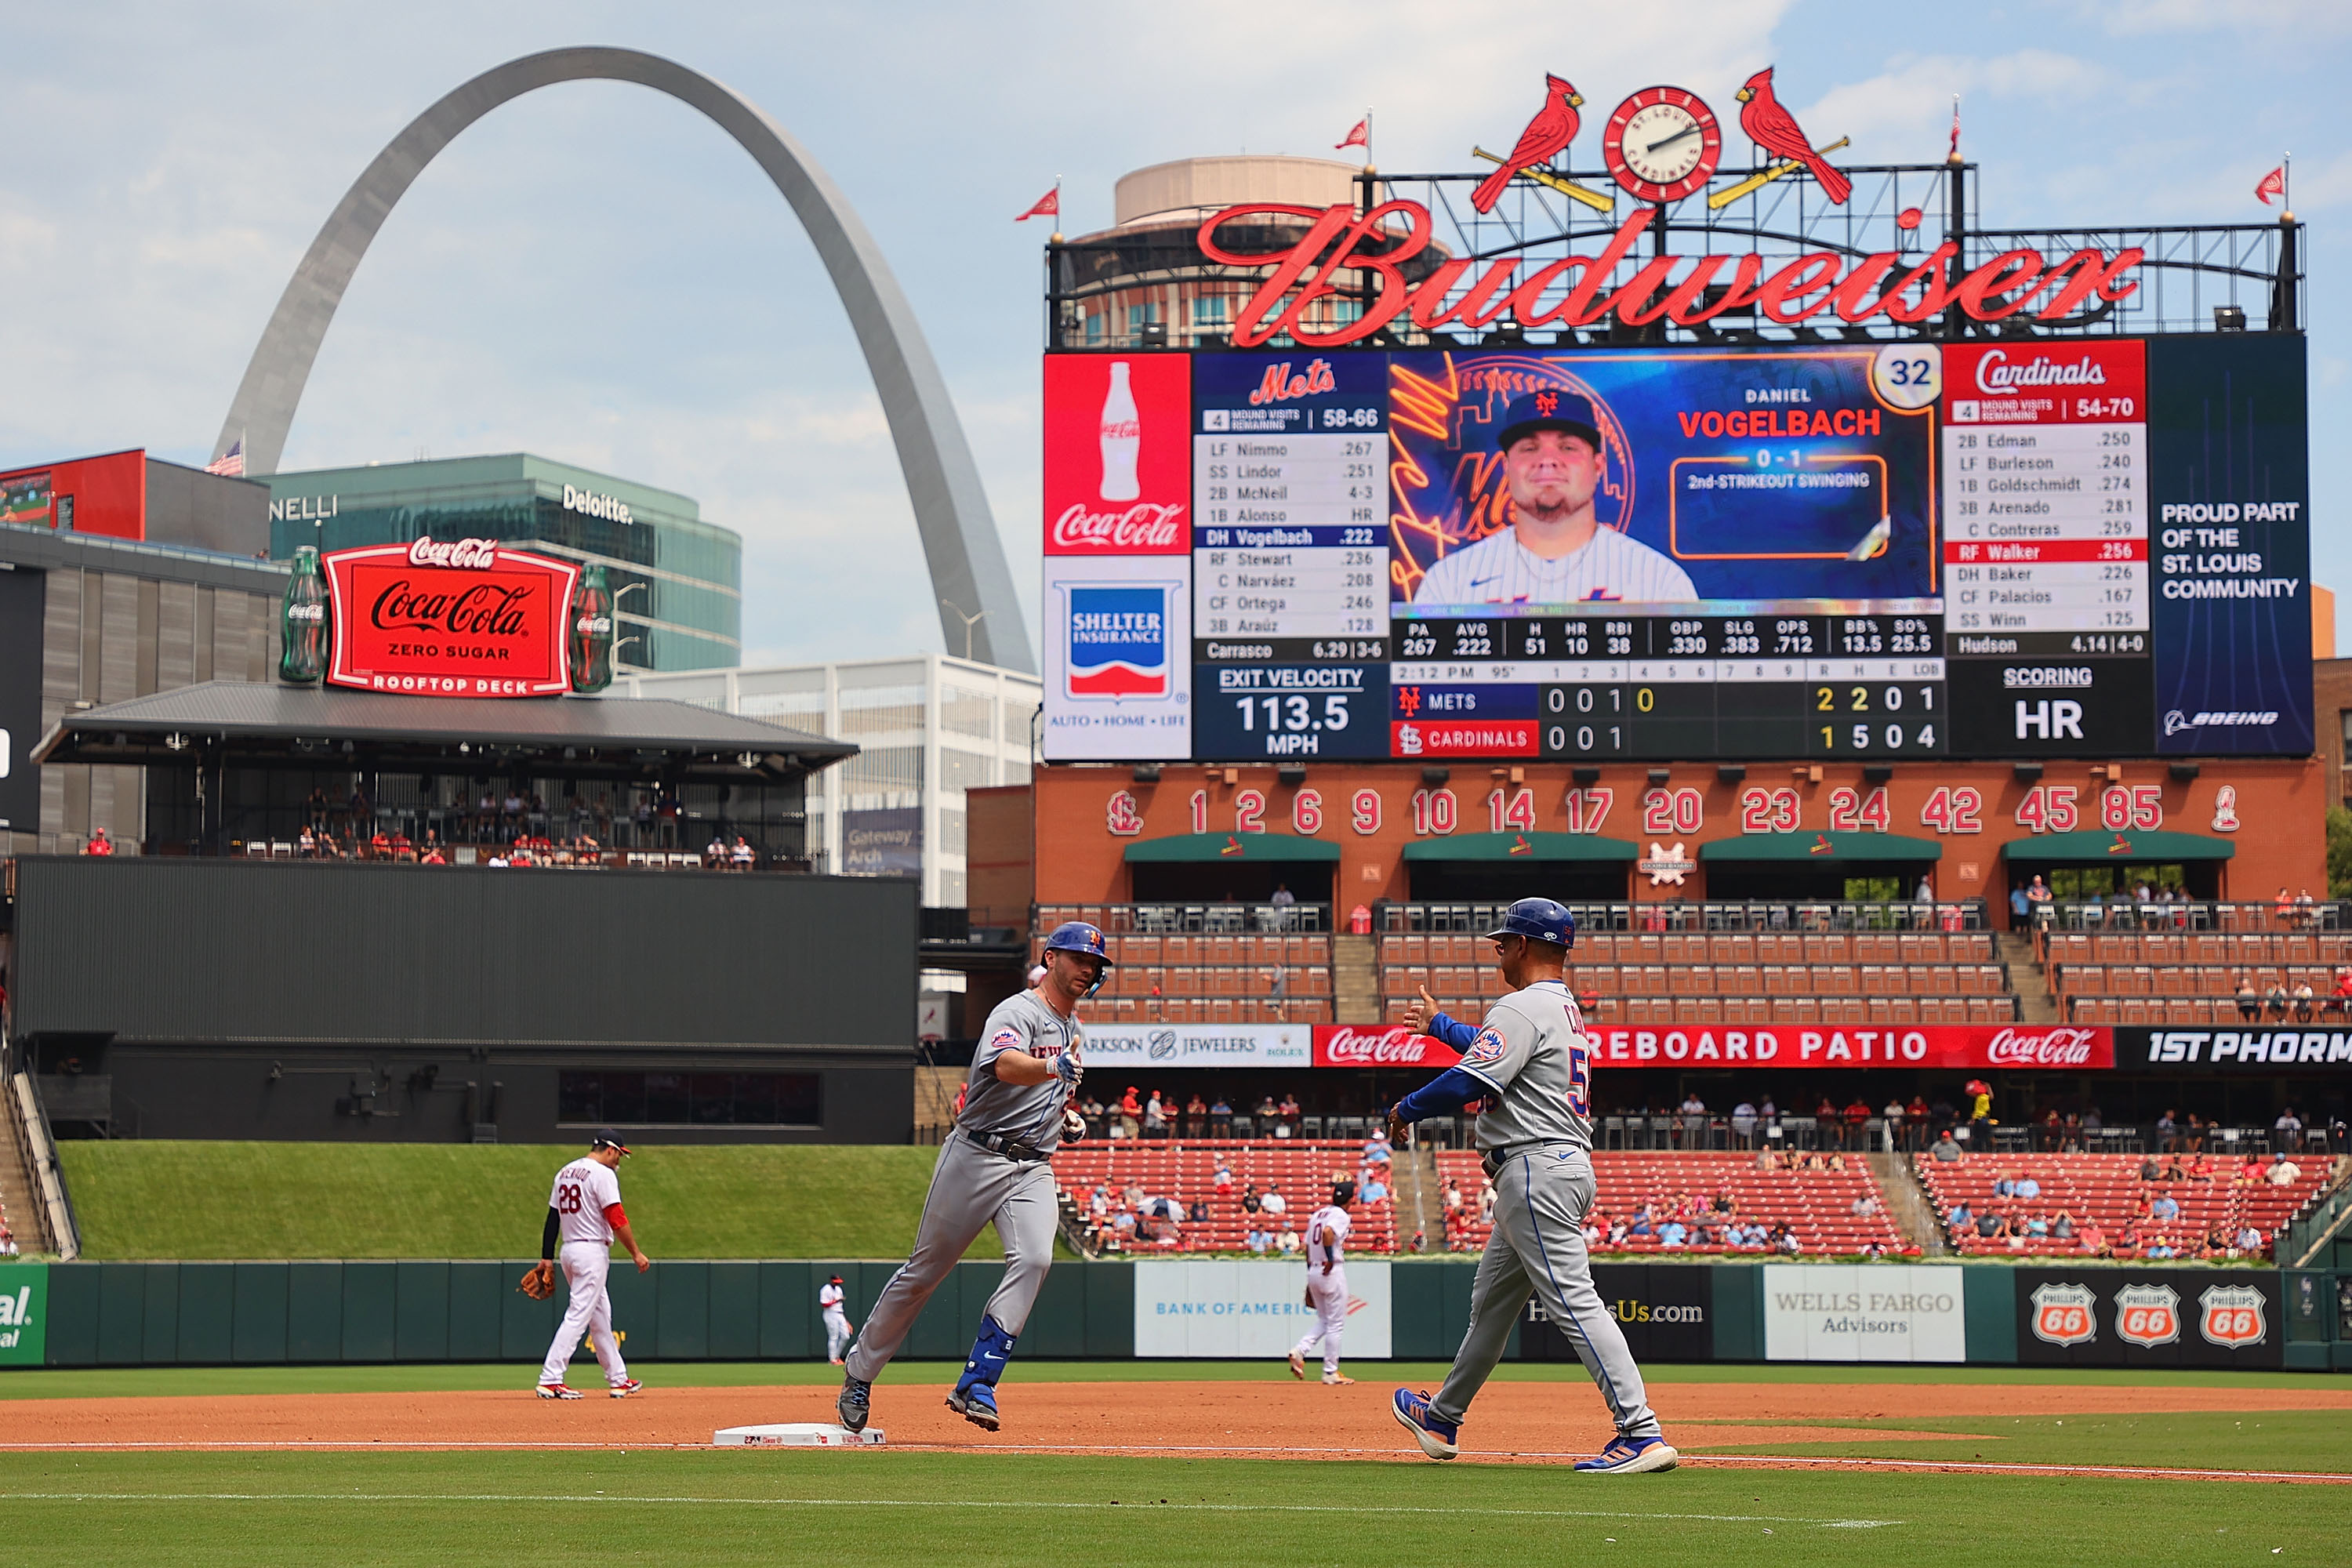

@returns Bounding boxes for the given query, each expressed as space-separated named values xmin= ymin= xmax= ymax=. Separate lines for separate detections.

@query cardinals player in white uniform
xmin=820 ymin=1274 xmax=855 ymax=1365
xmin=536 ymin=1129 xmax=652 ymax=1399
xmin=1414 ymin=390 xmax=1696 ymax=605
xmin=1287 ymin=1180 xmax=1356 ymax=1385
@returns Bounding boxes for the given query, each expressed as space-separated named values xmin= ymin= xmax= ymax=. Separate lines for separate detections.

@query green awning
xmin=1122 ymin=832 xmax=1341 ymax=864
xmin=1402 ymin=831 xmax=1638 ymax=863
xmin=2000 ymin=829 xmax=2235 ymax=862
xmin=1699 ymin=830 xmax=1942 ymax=863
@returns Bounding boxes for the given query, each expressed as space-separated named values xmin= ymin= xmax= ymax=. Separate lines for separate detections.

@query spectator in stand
xmin=1362 ymin=1130 xmax=1394 ymax=1169
xmin=1118 ymin=1087 xmax=1142 ymax=1140
xmin=2234 ymin=975 xmax=2260 ymax=1021
xmin=2052 ymin=1210 xmax=2074 ymax=1240
xmin=1360 ymin=1169 xmax=1388 ymax=1205
xmin=2027 ymin=875 xmax=2054 ymax=927
xmin=1245 ymin=1225 xmax=1269 ymax=1255
xmin=2147 ymin=1189 xmax=2180 ymax=1221
xmin=2267 ymin=1152 xmax=2302 ymax=1186
xmin=1930 ymin=1129 xmax=1963 ymax=1163
xmin=1121 ymin=1176 xmax=1146 ymax=1214
xmin=2009 ymin=882 xmax=2031 ymax=925
xmin=703 ymin=833 xmax=728 ymax=868
xmin=2024 ymin=1212 xmax=2050 ymax=1240
xmin=1993 ymin=1170 xmax=2017 ymax=1200
xmin=1774 ymin=1225 xmax=1801 ymax=1254
xmin=1278 ymin=1093 xmax=1302 ymax=1134
xmin=2078 ymin=1218 xmax=2107 ymax=1255
xmin=420 ymin=844 xmax=447 ymax=866
xmin=1479 ymin=1181 xmax=1498 ymax=1226
xmin=731 ymin=836 xmax=757 ymax=871
xmin=1677 ymin=1091 xmax=1708 ymax=1149
xmin=2264 ymin=977 xmax=2291 ymax=1020
xmin=2155 ymin=1109 xmax=2180 ymax=1152
xmin=83 ymin=827 xmax=114 ymax=855
xmin=2293 ymin=980 xmax=2316 ymax=1022
xmin=2014 ymin=1172 xmax=2042 ymax=1201
xmin=1658 ymin=1218 xmax=1688 ymax=1248
xmin=2234 ymin=1222 xmax=2264 ymax=1253
xmin=1144 ymin=1091 xmax=1167 ymax=1139
xmin=1850 ymin=1192 xmax=1879 ymax=1219
xmin=1269 ymin=881 xmax=1296 ymax=929
xmin=1189 ymin=1196 xmax=1209 ymax=1225
xmin=1948 ymin=1200 xmax=1973 ymax=1232
xmin=2327 ymin=971 xmax=2352 ymax=1019
xmin=1242 ymin=1182 xmax=1262 ymax=1218
xmin=1730 ymin=1100 xmax=1758 ymax=1145
xmin=2276 ymin=1105 xmax=2304 ymax=1152
xmin=1975 ymin=1209 xmax=2003 ymax=1240
xmin=1964 ymin=1078 xmax=1994 ymax=1143
xmin=1844 ymin=1096 xmax=1875 ymax=1149
xmin=1583 ymin=1213 xmax=1606 ymax=1247
xmin=1261 ymin=1184 xmax=1288 ymax=1218
xmin=1183 ymin=1094 xmax=1208 ymax=1139
xmin=1255 ymin=1094 xmax=1279 ymax=1131
xmin=1815 ymin=1095 xmax=1841 ymax=1148
xmin=1210 ymin=1097 xmax=1232 ymax=1138
xmin=1276 ymin=1223 xmax=1301 ymax=1257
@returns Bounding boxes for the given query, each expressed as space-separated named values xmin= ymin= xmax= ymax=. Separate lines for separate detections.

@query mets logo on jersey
xmin=2197 ymin=1283 xmax=2267 ymax=1348
xmin=2028 ymin=1282 xmax=2097 ymax=1346
xmin=1065 ymin=584 xmax=1169 ymax=699
xmin=2113 ymin=1283 xmax=2181 ymax=1348
xmin=1464 ymin=1026 xmax=1507 ymax=1066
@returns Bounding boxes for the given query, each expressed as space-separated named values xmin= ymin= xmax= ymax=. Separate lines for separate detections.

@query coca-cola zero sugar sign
xmin=324 ymin=539 xmax=578 ymax=697
xmin=1044 ymin=354 xmax=1190 ymax=554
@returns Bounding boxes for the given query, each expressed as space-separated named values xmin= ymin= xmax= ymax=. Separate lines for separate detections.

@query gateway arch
xmin=213 ymin=45 xmax=1033 ymax=672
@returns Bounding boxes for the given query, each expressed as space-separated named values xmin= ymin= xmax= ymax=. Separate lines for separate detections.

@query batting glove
xmin=1054 ymin=1051 xmax=1083 ymax=1091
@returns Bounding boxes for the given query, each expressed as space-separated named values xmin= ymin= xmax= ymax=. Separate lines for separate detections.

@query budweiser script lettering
xmin=1052 ymin=501 xmax=1186 ymax=550
xmin=405 ymin=536 xmax=500 ymax=568
xmin=370 ymin=580 xmax=535 ymax=636
xmin=1196 ymin=201 xmax=2145 ymax=349
xmin=1982 ymin=1026 xmax=2100 ymax=1066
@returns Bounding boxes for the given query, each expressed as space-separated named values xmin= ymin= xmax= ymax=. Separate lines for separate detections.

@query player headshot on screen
xmin=1414 ymin=390 xmax=1697 ymax=604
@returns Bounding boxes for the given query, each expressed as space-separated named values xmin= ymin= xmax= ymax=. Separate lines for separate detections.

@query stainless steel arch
xmin=213 ymin=46 xmax=1033 ymax=672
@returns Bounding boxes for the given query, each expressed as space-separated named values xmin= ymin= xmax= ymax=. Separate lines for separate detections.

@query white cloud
xmin=2091 ymin=0 xmax=2351 ymax=34
xmin=1800 ymin=50 xmax=2107 ymax=152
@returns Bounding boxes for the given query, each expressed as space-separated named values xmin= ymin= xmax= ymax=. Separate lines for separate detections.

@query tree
xmin=2327 ymin=807 xmax=2352 ymax=899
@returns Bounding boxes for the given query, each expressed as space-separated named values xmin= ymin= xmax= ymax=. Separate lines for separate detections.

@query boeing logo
xmin=2164 ymin=709 xmax=2278 ymax=735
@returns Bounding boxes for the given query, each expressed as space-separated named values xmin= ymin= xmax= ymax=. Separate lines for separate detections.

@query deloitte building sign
xmin=260 ymin=452 xmax=741 ymax=673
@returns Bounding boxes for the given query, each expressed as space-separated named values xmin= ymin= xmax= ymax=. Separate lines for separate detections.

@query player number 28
xmin=557 ymin=1183 xmax=583 ymax=1214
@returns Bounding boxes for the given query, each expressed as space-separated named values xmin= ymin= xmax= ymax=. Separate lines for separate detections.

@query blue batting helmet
xmin=1042 ymin=922 xmax=1113 ymax=964
xmin=1486 ymin=897 xmax=1576 ymax=949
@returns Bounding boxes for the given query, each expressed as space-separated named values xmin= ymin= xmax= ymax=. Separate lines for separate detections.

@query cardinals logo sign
xmin=2113 ymin=1283 xmax=2182 ymax=1348
xmin=2029 ymin=1282 xmax=2097 ymax=1347
xmin=2198 ymin=1283 xmax=2267 ymax=1348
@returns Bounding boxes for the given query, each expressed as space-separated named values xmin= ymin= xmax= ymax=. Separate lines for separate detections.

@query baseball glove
xmin=518 ymin=1261 xmax=556 ymax=1300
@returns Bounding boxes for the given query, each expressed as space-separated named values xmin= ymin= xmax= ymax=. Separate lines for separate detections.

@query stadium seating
xmin=1040 ymin=927 xmax=1338 ymax=1027
xmin=1054 ymin=1140 xmax=1399 ymax=1253
xmin=1381 ymin=930 xmax=2016 ymax=1028
xmin=1432 ymin=1149 xmax=1910 ymax=1256
xmin=2045 ymin=930 xmax=2352 ymax=1024
xmin=1910 ymin=1151 xmax=2329 ymax=1258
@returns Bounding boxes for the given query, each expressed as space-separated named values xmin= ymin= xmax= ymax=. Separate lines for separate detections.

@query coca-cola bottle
xmin=568 ymin=563 xmax=615 ymax=692
xmin=279 ymin=545 xmax=328 ymax=684
xmin=1099 ymin=361 xmax=1141 ymax=501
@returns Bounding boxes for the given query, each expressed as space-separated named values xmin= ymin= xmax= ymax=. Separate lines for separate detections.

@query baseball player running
xmin=532 ymin=1129 xmax=650 ymax=1399
xmin=1385 ymin=898 xmax=1676 ymax=1473
xmin=821 ymin=1274 xmax=855 ymax=1365
xmin=1288 ymin=1180 xmax=1356 ymax=1385
xmin=836 ymin=922 xmax=1098 ymax=1434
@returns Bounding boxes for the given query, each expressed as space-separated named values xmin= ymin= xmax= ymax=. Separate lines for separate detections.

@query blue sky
xmin=1 ymin=1 xmax=2343 ymax=665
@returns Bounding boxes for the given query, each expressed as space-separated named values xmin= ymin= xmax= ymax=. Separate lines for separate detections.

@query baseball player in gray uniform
xmin=836 ymin=922 xmax=1098 ymax=1434
xmin=1414 ymin=390 xmax=1697 ymax=605
xmin=1385 ymin=897 xmax=1677 ymax=1473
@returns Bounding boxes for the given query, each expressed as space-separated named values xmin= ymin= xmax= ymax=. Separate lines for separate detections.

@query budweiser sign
xmin=1196 ymin=201 xmax=2145 ymax=348
xmin=1051 ymin=501 xmax=1187 ymax=551
xmin=1983 ymin=1026 xmax=2103 ymax=1067
xmin=1313 ymin=1025 xmax=1463 ymax=1069
xmin=406 ymin=535 xmax=500 ymax=569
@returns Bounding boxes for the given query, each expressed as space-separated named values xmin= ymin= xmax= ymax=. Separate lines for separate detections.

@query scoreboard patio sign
xmin=321 ymin=539 xmax=579 ymax=697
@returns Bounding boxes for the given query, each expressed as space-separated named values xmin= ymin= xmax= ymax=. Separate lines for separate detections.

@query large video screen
xmin=1040 ymin=337 xmax=2309 ymax=763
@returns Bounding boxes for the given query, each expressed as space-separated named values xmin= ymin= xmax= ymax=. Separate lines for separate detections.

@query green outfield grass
xmin=57 ymin=1142 xmax=982 ymax=1261
xmin=0 ymin=1450 xmax=2345 ymax=1566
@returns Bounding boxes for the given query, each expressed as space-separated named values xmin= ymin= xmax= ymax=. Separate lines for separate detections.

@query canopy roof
xmin=1999 ymin=829 xmax=2235 ymax=863
xmin=34 ymin=680 xmax=853 ymax=786
xmin=1698 ymin=830 xmax=1943 ymax=863
xmin=1400 ymin=831 xmax=1638 ymax=863
xmin=1122 ymin=832 xmax=1341 ymax=863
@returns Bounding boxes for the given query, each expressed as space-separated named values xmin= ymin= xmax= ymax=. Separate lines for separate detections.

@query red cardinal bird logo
xmin=1472 ymin=74 xmax=1584 ymax=213
xmin=1735 ymin=67 xmax=1851 ymax=205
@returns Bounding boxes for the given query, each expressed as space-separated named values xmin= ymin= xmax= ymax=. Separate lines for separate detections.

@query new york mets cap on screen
xmin=1495 ymin=389 xmax=1601 ymax=452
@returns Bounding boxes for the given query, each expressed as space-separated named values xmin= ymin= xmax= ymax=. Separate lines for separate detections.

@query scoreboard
xmin=1040 ymin=336 xmax=2308 ymax=764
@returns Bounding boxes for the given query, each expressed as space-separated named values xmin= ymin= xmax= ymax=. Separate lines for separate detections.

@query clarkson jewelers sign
xmin=323 ymin=539 xmax=579 ymax=697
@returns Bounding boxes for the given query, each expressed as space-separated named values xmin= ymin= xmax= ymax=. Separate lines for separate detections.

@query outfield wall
xmin=3 ymin=1258 xmax=2345 ymax=1372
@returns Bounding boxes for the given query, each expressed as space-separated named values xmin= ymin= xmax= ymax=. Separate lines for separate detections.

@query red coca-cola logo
xmin=1984 ymin=1026 xmax=2100 ymax=1066
xmin=1051 ymin=502 xmax=1187 ymax=550
xmin=1317 ymin=1026 xmax=1456 ymax=1067
xmin=371 ymin=580 xmax=535 ymax=637
xmin=406 ymin=536 xmax=499 ymax=568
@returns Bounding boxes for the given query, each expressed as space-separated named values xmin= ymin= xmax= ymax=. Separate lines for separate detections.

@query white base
xmin=714 ymin=1422 xmax=885 ymax=1447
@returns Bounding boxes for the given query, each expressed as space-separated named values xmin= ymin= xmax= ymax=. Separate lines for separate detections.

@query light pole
xmin=940 ymin=598 xmax=985 ymax=662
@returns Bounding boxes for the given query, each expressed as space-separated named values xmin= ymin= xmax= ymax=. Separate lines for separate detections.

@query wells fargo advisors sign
xmin=324 ymin=539 xmax=577 ymax=697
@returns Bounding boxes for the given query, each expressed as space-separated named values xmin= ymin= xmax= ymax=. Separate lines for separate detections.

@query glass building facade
xmin=258 ymin=454 xmax=740 ymax=672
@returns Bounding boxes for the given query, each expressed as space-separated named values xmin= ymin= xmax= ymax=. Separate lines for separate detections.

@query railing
xmin=1033 ymin=902 xmax=1334 ymax=935
xmin=1377 ymin=899 xmax=1987 ymax=935
xmin=2034 ymin=899 xmax=2352 ymax=934
xmin=2282 ymin=1167 xmax=2352 ymax=1268
xmin=10 ymin=1073 xmax=78 ymax=1259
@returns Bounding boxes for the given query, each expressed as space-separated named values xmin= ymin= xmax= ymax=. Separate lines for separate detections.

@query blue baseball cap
xmin=1495 ymin=390 xmax=1600 ymax=453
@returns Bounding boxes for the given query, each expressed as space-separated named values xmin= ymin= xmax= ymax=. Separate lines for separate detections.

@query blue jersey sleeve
xmin=1422 ymin=1010 xmax=1479 ymax=1051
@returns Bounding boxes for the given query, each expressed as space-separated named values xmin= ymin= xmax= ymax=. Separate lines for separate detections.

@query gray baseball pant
xmin=1432 ymin=1143 xmax=1660 ymax=1440
xmin=845 ymin=1131 xmax=1058 ymax=1382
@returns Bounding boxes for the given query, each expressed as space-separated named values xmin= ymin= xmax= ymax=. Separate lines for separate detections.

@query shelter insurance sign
xmin=1762 ymin=1263 xmax=1964 ymax=1362
xmin=324 ymin=539 xmax=577 ymax=697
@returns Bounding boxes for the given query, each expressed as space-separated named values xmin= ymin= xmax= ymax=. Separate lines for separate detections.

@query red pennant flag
xmin=1335 ymin=116 xmax=1369 ymax=151
xmin=1014 ymin=187 xmax=1060 ymax=223
xmin=2254 ymin=165 xmax=2286 ymax=205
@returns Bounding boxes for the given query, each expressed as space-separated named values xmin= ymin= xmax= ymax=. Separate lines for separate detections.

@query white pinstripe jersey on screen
xmin=1413 ymin=524 xmax=1697 ymax=605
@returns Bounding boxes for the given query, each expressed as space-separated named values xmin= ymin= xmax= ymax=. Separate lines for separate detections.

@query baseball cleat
xmin=837 ymin=1374 xmax=871 ymax=1433
xmin=1390 ymin=1387 xmax=1458 ymax=1460
xmin=1287 ymin=1351 xmax=1306 ymax=1380
xmin=608 ymin=1378 xmax=643 ymax=1399
xmin=1574 ymin=1435 xmax=1679 ymax=1474
xmin=1323 ymin=1373 xmax=1356 ymax=1385
xmin=945 ymin=1381 xmax=1001 ymax=1431
xmin=536 ymin=1383 xmax=583 ymax=1400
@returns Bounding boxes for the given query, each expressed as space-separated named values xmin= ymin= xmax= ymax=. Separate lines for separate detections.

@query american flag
xmin=204 ymin=438 xmax=245 ymax=477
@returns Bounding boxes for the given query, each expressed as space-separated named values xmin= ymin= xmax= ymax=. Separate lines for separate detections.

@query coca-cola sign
xmin=1313 ymin=1025 xmax=1464 ymax=1069
xmin=1196 ymin=201 xmax=2145 ymax=349
xmin=1044 ymin=354 xmax=1189 ymax=554
xmin=322 ymin=542 xmax=577 ymax=698
xmin=1982 ymin=1026 xmax=2103 ymax=1067
xmin=1575 ymin=1023 xmax=2114 ymax=1070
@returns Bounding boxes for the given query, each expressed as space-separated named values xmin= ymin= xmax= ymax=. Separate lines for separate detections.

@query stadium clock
xmin=1601 ymin=86 xmax=1723 ymax=205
